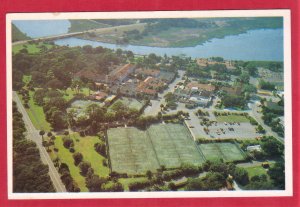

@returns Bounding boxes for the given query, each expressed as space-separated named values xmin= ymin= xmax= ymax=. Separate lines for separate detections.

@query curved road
xmin=13 ymin=92 xmax=66 ymax=192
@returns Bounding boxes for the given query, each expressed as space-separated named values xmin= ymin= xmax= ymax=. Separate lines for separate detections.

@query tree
xmin=86 ymin=174 xmax=106 ymax=192
xmin=261 ymin=136 xmax=284 ymax=157
xmin=268 ymin=161 xmax=285 ymax=189
xmin=46 ymin=79 xmax=64 ymax=90
xmin=160 ymin=104 xmax=164 ymax=111
xmin=146 ymin=170 xmax=153 ymax=180
xmin=94 ymin=142 xmax=106 ymax=157
xmin=259 ymin=79 xmax=276 ymax=91
xmin=79 ymin=161 xmax=91 ymax=176
xmin=233 ymin=167 xmax=249 ymax=186
xmin=185 ymin=172 xmax=226 ymax=191
xmin=39 ymin=130 xmax=45 ymax=142
xmin=13 ymin=104 xmax=55 ymax=192
xmin=222 ymin=94 xmax=246 ymax=108
xmin=239 ymin=73 xmax=250 ymax=84
xmin=103 ymin=182 xmax=124 ymax=192
xmin=62 ymin=137 xmax=74 ymax=149
xmin=47 ymin=131 xmax=52 ymax=137
xmin=168 ymin=182 xmax=177 ymax=191
xmin=73 ymin=152 xmax=83 ymax=166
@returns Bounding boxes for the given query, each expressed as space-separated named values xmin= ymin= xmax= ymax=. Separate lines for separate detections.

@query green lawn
xmin=51 ymin=133 xmax=109 ymax=192
xmin=71 ymin=133 xmax=109 ymax=177
xmin=216 ymin=115 xmax=250 ymax=123
xmin=12 ymin=42 xmax=53 ymax=54
xmin=244 ymin=166 xmax=269 ymax=178
xmin=119 ymin=177 xmax=148 ymax=191
xmin=18 ymin=91 xmax=52 ymax=131
xmin=52 ymin=135 xmax=88 ymax=192
xmin=62 ymin=88 xmax=92 ymax=101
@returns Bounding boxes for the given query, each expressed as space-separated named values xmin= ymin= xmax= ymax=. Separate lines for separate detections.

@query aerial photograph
xmin=10 ymin=14 xmax=286 ymax=194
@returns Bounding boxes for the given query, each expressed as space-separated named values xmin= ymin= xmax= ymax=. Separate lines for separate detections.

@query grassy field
xmin=51 ymin=134 xmax=88 ymax=192
xmin=62 ymin=88 xmax=92 ymax=101
xmin=109 ymin=97 xmax=145 ymax=111
xmin=198 ymin=142 xmax=246 ymax=162
xmin=18 ymin=91 xmax=52 ymax=131
xmin=12 ymin=42 xmax=53 ymax=54
xmin=216 ymin=115 xmax=250 ymax=123
xmin=68 ymin=20 xmax=109 ymax=33
xmin=50 ymin=133 xmax=109 ymax=192
xmin=107 ymin=123 xmax=205 ymax=175
xmin=71 ymin=133 xmax=109 ymax=177
xmin=244 ymin=166 xmax=269 ymax=178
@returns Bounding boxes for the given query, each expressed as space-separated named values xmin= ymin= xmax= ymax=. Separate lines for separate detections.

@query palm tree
xmin=39 ymin=130 xmax=45 ymax=142
xmin=47 ymin=131 xmax=52 ymax=138
xmin=160 ymin=104 xmax=164 ymax=111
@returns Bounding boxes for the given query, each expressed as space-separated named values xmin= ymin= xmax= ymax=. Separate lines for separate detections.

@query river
xmin=13 ymin=20 xmax=283 ymax=61
xmin=13 ymin=20 xmax=71 ymax=38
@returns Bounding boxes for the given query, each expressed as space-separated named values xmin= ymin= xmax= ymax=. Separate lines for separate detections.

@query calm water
xmin=13 ymin=20 xmax=283 ymax=61
xmin=13 ymin=20 xmax=71 ymax=38
xmin=54 ymin=29 xmax=283 ymax=61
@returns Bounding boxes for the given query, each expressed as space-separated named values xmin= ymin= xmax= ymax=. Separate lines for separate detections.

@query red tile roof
xmin=135 ymin=68 xmax=160 ymax=77
xmin=109 ymin=64 xmax=135 ymax=82
xmin=186 ymin=82 xmax=216 ymax=92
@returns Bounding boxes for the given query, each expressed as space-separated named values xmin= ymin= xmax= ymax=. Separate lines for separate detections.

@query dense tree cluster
xmin=260 ymin=136 xmax=284 ymax=157
xmin=12 ymin=45 xmax=124 ymax=92
xmin=58 ymin=163 xmax=80 ymax=192
xmin=261 ymin=99 xmax=284 ymax=137
xmin=221 ymin=94 xmax=246 ymax=109
xmin=13 ymin=101 xmax=55 ymax=192
xmin=259 ymin=79 xmax=276 ymax=91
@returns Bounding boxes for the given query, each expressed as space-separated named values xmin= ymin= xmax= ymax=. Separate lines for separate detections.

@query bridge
xmin=12 ymin=22 xmax=147 ymax=46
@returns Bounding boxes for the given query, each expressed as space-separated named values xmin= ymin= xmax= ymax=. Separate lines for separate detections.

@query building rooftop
xmin=186 ymin=82 xmax=216 ymax=92
xmin=135 ymin=68 xmax=160 ymax=77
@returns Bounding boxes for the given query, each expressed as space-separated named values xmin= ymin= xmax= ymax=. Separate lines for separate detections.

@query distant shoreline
xmin=75 ymin=28 xmax=283 ymax=49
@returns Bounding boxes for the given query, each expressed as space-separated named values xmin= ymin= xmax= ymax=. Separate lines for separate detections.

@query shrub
xmin=73 ymin=152 xmax=83 ymax=166
xmin=79 ymin=161 xmax=91 ymax=176
xmin=62 ymin=137 xmax=74 ymax=149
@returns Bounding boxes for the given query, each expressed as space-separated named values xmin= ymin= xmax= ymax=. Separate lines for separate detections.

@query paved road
xmin=144 ymin=70 xmax=185 ymax=115
xmin=13 ymin=92 xmax=66 ymax=192
xmin=248 ymin=101 xmax=283 ymax=143
xmin=12 ymin=23 xmax=147 ymax=46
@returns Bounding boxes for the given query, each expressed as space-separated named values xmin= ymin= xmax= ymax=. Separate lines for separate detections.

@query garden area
xmin=48 ymin=132 xmax=109 ymax=192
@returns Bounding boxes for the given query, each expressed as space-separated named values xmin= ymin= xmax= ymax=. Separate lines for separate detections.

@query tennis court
xmin=198 ymin=142 xmax=246 ymax=162
xmin=107 ymin=124 xmax=205 ymax=175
